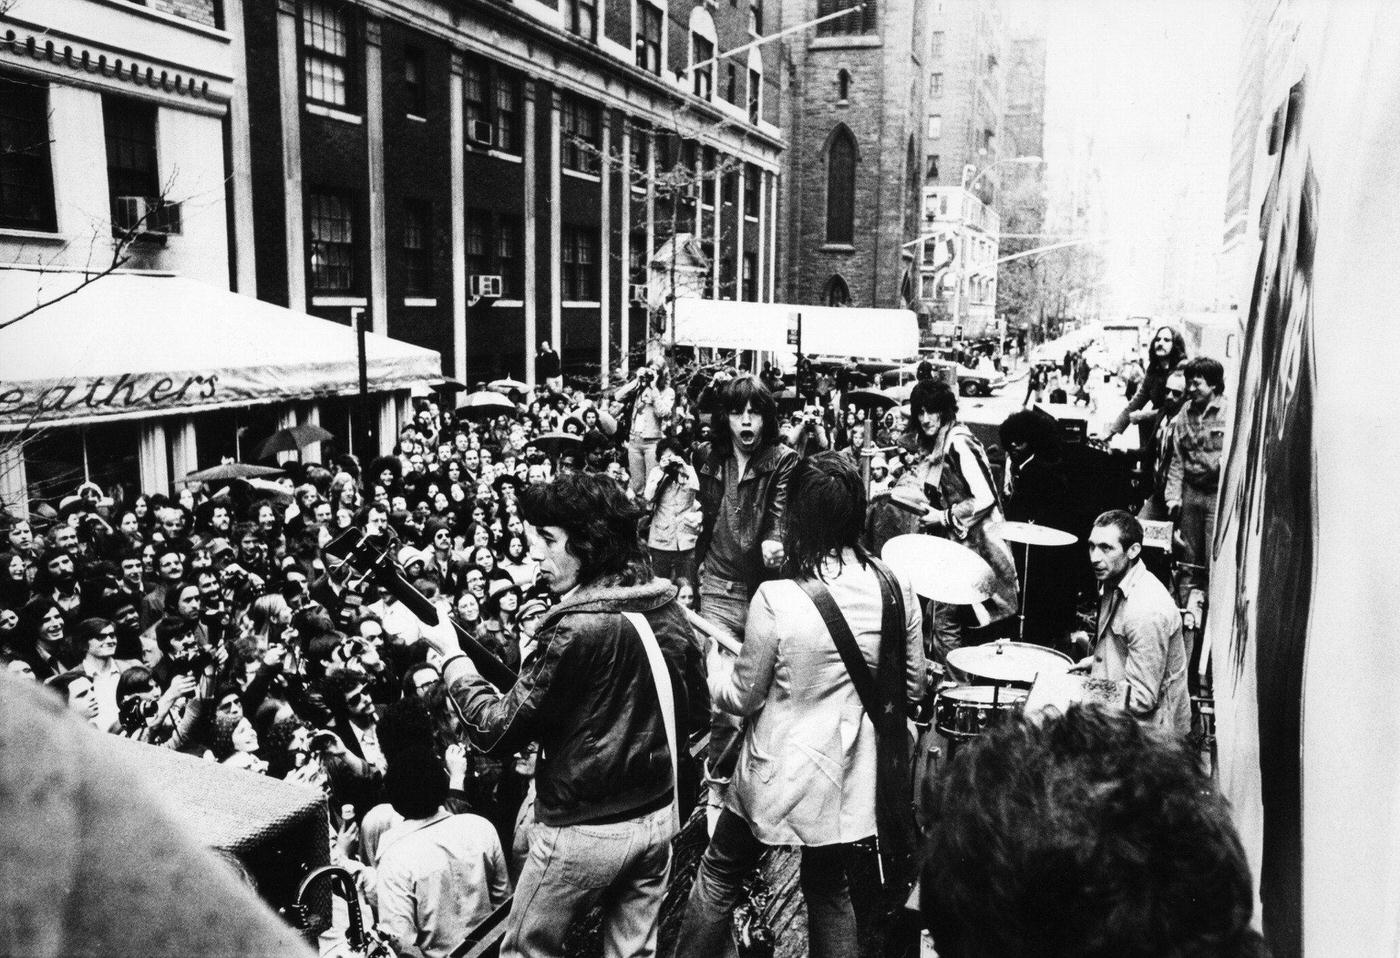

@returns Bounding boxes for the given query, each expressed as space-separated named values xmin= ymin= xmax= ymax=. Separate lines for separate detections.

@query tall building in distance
xmin=779 ymin=0 xmax=929 ymax=310
xmin=240 ymin=0 xmax=787 ymax=386
xmin=918 ymin=0 xmax=1007 ymax=339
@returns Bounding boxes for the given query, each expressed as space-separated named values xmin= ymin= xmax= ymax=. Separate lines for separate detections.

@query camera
xmin=638 ymin=368 xmax=654 ymax=385
xmin=169 ymin=645 xmax=213 ymax=676
xmin=118 ymin=695 xmax=159 ymax=732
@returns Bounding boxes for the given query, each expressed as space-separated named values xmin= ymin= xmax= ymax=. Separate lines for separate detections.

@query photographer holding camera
xmin=644 ymin=438 xmax=703 ymax=584
xmin=782 ymin=406 xmax=831 ymax=459
xmin=615 ymin=363 xmax=675 ymax=498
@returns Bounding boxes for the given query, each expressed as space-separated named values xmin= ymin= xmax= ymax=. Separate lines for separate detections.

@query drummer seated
xmin=921 ymin=705 xmax=1266 ymax=958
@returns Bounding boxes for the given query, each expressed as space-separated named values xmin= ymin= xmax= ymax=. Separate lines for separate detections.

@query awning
xmin=671 ymin=299 xmax=919 ymax=361
xmin=0 ymin=266 xmax=443 ymax=430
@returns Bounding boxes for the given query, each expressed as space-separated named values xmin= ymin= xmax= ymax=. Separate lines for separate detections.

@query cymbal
xmin=947 ymin=639 xmax=1074 ymax=685
xmin=880 ymin=534 xmax=994 ymax=605
xmin=999 ymin=520 xmax=1079 ymax=547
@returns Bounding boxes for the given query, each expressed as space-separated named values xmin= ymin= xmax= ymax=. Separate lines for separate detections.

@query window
xmin=749 ymin=0 xmax=763 ymax=34
xmin=629 ymin=229 xmax=647 ymax=285
xmin=0 ymin=74 xmax=56 ymax=231
xmin=301 ymin=0 xmax=353 ymax=109
xmin=721 ymin=167 xmax=736 ymax=206
xmin=403 ymin=200 xmax=431 ymax=295
xmin=308 ymin=191 xmax=355 ymax=291
xmin=463 ymin=59 xmax=521 ymax=154
xmin=930 ymin=31 xmax=944 ymax=59
xmin=561 ymin=94 xmax=600 ymax=174
xmin=825 ymin=274 xmax=851 ymax=307
xmin=720 ymin=256 xmax=734 ymax=298
xmin=927 ymin=114 xmax=942 ymax=138
xmin=568 ymin=0 xmax=597 ymax=40
xmin=748 ymin=68 xmax=761 ymax=123
xmin=825 ymin=126 xmax=856 ymax=244
xmin=103 ymin=95 xmax=159 ymax=234
xmin=837 ymin=69 xmax=850 ymax=101
xmin=403 ymin=47 xmax=426 ymax=116
xmin=742 ymin=252 xmax=757 ymax=300
xmin=726 ymin=63 xmax=737 ymax=104
xmin=929 ymin=72 xmax=943 ymax=97
xmin=496 ymin=215 xmax=521 ymax=297
xmin=816 ymin=0 xmax=875 ymax=36
xmin=743 ymin=163 xmax=759 ymax=213
xmin=635 ymin=3 xmax=662 ymax=74
xmin=465 ymin=208 xmax=489 ymax=279
xmin=692 ymin=35 xmax=713 ymax=99
xmin=925 ymin=154 xmax=940 ymax=182
xmin=562 ymin=225 xmax=598 ymax=301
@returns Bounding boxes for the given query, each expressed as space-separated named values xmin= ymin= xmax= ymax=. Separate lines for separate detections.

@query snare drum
xmin=934 ymin=685 xmax=1029 ymax=740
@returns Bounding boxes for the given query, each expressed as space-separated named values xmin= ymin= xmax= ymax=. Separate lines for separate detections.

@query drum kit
xmin=880 ymin=523 xmax=1080 ymax=753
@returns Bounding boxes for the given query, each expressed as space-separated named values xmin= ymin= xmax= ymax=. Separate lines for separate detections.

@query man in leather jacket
xmin=429 ymin=472 xmax=706 ymax=958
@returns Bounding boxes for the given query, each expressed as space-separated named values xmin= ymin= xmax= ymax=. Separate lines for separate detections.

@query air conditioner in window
xmin=681 ymin=182 xmax=701 ymax=201
xmin=114 ymin=196 xmax=183 ymax=236
xmin=629 ymin=283 xmax=649 ymax=305
xmin=467 ymin=120 xmax=495 ymax=147
xmin=470 ymin=275 xmax=503 ymax=299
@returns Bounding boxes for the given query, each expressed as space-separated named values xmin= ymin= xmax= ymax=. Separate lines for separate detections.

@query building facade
xmin=923 ymin=0 xmax=1005 ymax=196
xmin=240 ymin=0 xmax=786 ymax=387
xmin=779 ymin=0 xmax=929 ymax=312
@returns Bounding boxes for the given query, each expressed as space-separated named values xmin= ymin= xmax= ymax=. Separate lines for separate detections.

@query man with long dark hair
xmin=422 ymin=472 xmax=706 ymax=958
xmin=677 ymin=452 xmax=924 ymax=958
xmin=691 ymin=374 xmax=798 ymax=798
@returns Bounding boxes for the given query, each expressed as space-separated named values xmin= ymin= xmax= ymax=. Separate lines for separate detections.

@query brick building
xmin=238 ymin=0 xmax=786 ymax=387
xmin=923 ymin=0 xmax=1006 ymax=194
xmin=778 ymin=0 xmax=929 ymax=311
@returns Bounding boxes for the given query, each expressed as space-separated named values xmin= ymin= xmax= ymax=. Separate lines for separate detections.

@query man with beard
xmin=1138 ymin=369 xmax=1187 ymax=521
xmin=1103 ymin=324 xmax=1187 ymax=463
xmin=38 ymin=548 xmax=84 ymax=619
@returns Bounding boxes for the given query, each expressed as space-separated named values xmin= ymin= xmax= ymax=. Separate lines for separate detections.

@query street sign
xmin=787 ymin=312 xmax=801 ymax=346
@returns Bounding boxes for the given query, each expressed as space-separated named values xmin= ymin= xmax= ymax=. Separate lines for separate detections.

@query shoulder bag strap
xmin=795 ymin=578 xmax=880 ymax=723
xmin=622 ymin=611 xmax=680 ymax=834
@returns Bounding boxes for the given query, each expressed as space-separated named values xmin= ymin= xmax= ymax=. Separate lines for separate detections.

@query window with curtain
xmin=308 ymin=191 xmax=355 ymax=290
xmin=561 ymin=94 xmax=600 ymax=174
xmin=825 ymin=126 xmax=856 ymax=244
xmin=635 ymin=3 xmax=662 ymax=74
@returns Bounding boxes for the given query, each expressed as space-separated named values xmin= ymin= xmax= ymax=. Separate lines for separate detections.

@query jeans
xmin=499 ymin=803 xmax=675 ymax=958
xmin=627 ymin=438 xmax=660 ymax=497
xmin=1176 ymin=484 xmax=1216 ymax=603
xmin=697 ymin=568 xmax=751 ymax=780
xmin=675 ymin=810 xmax=860 ymax=958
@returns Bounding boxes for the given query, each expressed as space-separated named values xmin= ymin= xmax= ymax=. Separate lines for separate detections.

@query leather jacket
xmin=692 ymin=441 xmax=799 ymax=589
xmin=443 ymin=572 xmax=707 ymax=827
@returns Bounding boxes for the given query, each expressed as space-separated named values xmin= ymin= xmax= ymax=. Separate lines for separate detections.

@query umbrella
xmin=184 ymin=462 xmax=285 ymax=483
xmin=527 ymin=432 xmax=582 ymax=459
xmin=843 ymin=388 xmax=899 ymax=412
xmin=488 ymin=378 xmax=530 ymax=395
xmin=456 ymin=392 xmax=517 ymax=419
xmin=253 ymin=423 xmax=335 ymax=460
xmin=243 ymin=477 xmax=294 ymax=501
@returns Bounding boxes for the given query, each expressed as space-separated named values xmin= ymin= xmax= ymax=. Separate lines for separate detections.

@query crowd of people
xmin=0 ymin=333 xmax=1252 ymax=958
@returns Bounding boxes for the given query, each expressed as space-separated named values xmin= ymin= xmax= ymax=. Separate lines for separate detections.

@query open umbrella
xmin=843 ymin=388 xmax=900 ymax=412
xmin=254 ymin=423 xmax=335 ymax=460
xmin=243 ymin=477 xmax=295 ymax=501
xmin=184 ymin=462 xmax=285 ymax=483
xmin=527 ymin=432 xmax=582 ymax=460
xmin=456 ymin=392 xmax=517 ymax=420
xmin=488 ymin=378 xmax=530 ymax=395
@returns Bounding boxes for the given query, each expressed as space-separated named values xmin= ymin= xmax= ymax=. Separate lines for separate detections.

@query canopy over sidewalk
xmin=0 ymin=266 xmax=442 ymax=430
xmin=671 ymin=299 xmax=920 ymax=361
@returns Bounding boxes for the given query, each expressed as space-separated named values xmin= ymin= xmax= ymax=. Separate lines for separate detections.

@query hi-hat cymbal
xmin=947 ymin=639 xmax=1074 ymax=685
xmin=880 ymin=534 xmax=994 ymax=605
xmin=999 ymin=520 xmax=1079 ymax=547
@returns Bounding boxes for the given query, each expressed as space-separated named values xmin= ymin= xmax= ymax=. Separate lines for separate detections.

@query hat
xmin=513 ymin=596 xmax=550 ymax=625
xmin=397 ymin=545 xmax=430 ymax=568
xmin=487 ymin=578 xmax=518 ymax=601
xmin=870 ymin=456 xmax=889 ymax=472
xmin=207 ymin=537 xmax=235 ymax=558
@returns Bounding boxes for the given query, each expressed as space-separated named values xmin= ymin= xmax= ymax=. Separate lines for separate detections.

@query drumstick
xmin=684 ymin=607 xmax=743 ymax=656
